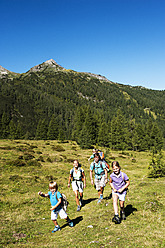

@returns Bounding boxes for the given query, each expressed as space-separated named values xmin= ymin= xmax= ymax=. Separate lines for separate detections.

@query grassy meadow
xmin=0 ymin=139 xmax=165 ymax=248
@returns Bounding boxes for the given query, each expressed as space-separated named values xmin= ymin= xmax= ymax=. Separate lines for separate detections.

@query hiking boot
xmin=112 ymin=215 xmax=121 ymax=224
xmin=52 ymin=225 xmax=61 ymax=233
xmin=121 ymin=211 xmax=126 ymax=220
xmin=68 ymin=221 xmax=74 ymax=227
xmin=77 ymin=205 xmax=81 ymax=211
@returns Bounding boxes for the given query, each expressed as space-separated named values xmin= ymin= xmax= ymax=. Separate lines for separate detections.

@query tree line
xmin=0 ymin=107 xmax=163 ymax=152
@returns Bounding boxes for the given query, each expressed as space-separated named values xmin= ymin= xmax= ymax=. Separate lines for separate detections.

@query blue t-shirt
xmin=90 ymin=161 xmax=106 ymax=179
xmin=48 ymin=191 xmax=62 ymax=212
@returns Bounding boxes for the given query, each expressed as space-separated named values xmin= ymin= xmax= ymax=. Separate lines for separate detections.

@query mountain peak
xmin=0 ymin=65 xmax=19 ymax=79
xmin=29 ymin=59 xmax=64 ymax=73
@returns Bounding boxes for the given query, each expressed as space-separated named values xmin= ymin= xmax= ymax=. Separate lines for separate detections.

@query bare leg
xmin=74 ymin=190 xmax=80 ymax=206
xmin=119 ymin=200 xmax=125 ymax=212
xmin=79 ymin=192 xmax=83 ymax=199
xmin=112 ymin=193 xmax=119 ymax=215
xmin=98 ymin=187 xmax=104 ymax=197
xmin=52 ymin=220 xmax=58 ymax=226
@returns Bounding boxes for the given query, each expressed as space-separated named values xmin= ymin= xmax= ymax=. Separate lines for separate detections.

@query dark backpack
xmin=56 ymin=192 xmax=69 ymax=212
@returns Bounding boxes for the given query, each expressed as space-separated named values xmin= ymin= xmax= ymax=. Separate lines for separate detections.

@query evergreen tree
xmin=9 ymin=120 xmax=17 ymax=139
xmin=47 ymin=114 xmax=59 ymax=140
xmin=16 ymin=123 xmax=24 ymax=139
xmin=79 ymin=107 xmax=97 ymax=148
xmin=97 ymin=122 xmax=110 ymax=147
xmin=148 ymin=150 xmax=165 ymax=178
xmin=58 ymin=127 xmax=65 ymax=142
xmin=150 ymin=122 xmax=163 ymax=152
xmin=110 ymin=109 xmax=127 ymax=150
xmin=133 ymin=123 xmax=147 ymax=151
xmin=125 ymin=119 xmax=135 ymax=150
xmin=36 ymin=119 xmax=48 ymax=140
xmin=1 ymin=112 xmax=10 ymax=138
xmin=132 ymin=127 xmax=139 ymax=151
xmin=145 ymin=118 xmax=154 ymax=150
xmin=72 ymin=106 xmax=86 ymax=142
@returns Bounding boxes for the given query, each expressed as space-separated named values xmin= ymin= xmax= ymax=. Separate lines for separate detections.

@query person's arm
xmin=82 ymin=172 xmax=86 ymax=188
xmin=88 ymin=154 xmax=94 ymax=161
xmin=38 ymin=191 xmax=49 ymax=197
xmin=68 ymin=174 xmax=72 ymax=187
xmin=109 ymin=177 xmax=117 ymax=192
xmin=104 ymin=168 xmax=108 ymax=184
xmin=90 ymin=170 xmax=94 ymax=185
xmin=50 ymin=197 xmax=62 ymax=211
xmin=117 ymin=180 xmax=130 ymax=193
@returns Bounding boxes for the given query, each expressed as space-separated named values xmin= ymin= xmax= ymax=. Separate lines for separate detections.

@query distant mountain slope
xmin=0 ymin=59 xmax=165 ymax=140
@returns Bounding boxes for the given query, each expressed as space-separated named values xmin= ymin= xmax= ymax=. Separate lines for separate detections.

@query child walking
xmin=109 ymin=161 xmax=130 ymax=224
xmin=38 ymin=181 xmax=73 ymax=233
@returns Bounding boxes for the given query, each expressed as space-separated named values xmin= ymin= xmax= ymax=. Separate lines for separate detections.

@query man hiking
xmin=90 ymin=153 xmax=108 ymax=203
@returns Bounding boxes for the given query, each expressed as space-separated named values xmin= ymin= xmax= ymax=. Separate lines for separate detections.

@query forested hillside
xmin=0 ymin=59 xmax=165 ymax=150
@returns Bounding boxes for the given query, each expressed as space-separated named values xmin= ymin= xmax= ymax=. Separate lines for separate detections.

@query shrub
xmin=24 ymin=153 xmax=35 ymax=160
xmin=52 ymin=145 xmax=65 ymax=152
xmin=37 ymin=156 xmax=45 ymax=162
xmin=46 ymin=157 xmax=52 ymax=163
xmin=131 ymin=158 xmax=136 ymax=163
xmin=26 ymin=160 xmax=41 ymax=167
xmin=8 ymin=159 xmax=26 ymax=167
xmin=36 ymin=151 xmax=42 ymax=154
xmin=148 ymin=151 xmax=165 ymax=178
xmin=30 ymin=145 xmax=38 ymax=149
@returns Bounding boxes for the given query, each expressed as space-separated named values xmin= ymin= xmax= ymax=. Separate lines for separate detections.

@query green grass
xmin=0 ymin=140 xmax=165 ymax=248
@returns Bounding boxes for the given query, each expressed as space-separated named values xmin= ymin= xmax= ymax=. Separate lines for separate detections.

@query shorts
xmin=112 ymin=190 xmax=127 ymax=201
xmin=94 ymin=175 xmax=105 ymax=191
xmin=51 ymin=208 xmax=67 ymax=220
xmin=72 ymin=181 xmax=83 ymax=193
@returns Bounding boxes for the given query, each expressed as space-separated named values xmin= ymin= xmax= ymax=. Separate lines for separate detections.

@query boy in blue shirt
xmin=38 ymin=181 xmax=73 ymax=233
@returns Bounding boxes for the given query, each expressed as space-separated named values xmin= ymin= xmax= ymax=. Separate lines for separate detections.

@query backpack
xmin=56 ymin=192 xmax=69 ymax=212
xmin=94 ymin=151 xmax=110 ymax=172
xmin=93 ymin=160 xmax=110 ymax=172
xmin=99 ymin=151 xmax=105 ymax=160
xmin=70 ymin=167 xmax=84 ymax=181
xmin=93 ymin=161 xmax=109 ymax=174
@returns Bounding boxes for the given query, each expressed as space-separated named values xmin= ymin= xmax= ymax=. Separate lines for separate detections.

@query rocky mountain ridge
xmin=0 ymin=65 xmax=19 ymax=79
xmin=1 ymin=59 xmax=114 ymax=84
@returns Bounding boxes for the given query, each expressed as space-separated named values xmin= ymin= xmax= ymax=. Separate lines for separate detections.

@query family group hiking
xmin=38 ymin=149 xmax=130 ymax=232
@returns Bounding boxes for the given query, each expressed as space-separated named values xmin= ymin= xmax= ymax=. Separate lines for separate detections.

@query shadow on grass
xmin=125 ymin=204 xmax=137 ymax=217
xmin=104 ymin=193 xmax=112 ymax=200
xmin=82 ymin=198 xmax=97 ymax=207
xmin=61 ymin=216 xmax=83 ymax=229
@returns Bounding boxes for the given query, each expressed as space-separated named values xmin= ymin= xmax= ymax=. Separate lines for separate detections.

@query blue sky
xmin=0 ymin=0 xmax=165 ymax=90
